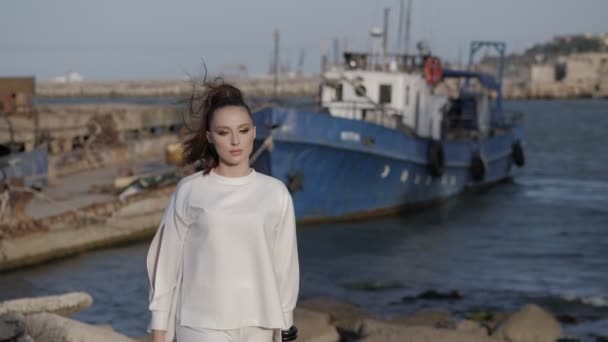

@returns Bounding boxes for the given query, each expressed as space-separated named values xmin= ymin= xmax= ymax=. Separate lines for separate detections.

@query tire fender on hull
xmin=470 ymin=153 xmax=486 ymax=182
xmin=427 ymin=140 xmax=445 ymax=177
xmin=512 ymin=140 xmax=525 ymax=167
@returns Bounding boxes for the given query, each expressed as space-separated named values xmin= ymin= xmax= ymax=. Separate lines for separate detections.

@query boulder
xmin=23 ymin=312 xmax=134 ymax=342
xmin=358 ymin=318 xmax=501 ymax=342
xmin=298 ymin=297 xmax=371 ymax=336
xmin=402 ymin=290 xmax=463 ymax=302
xmin=493 ymin=304 xmax=562 ymax=342
xmin=294 ymin=307 xmax=340 ymax=342
xmin=466 ymin=310 xmax=510 ymax=333
xmin=0 ymin=292 xmax=93 ymax=317
xmin=0 ymin=313 xmax=26 ymax=341
xmin=455 ymin=319 xmax=488 ymax=336
xmin=387 ymin=309 xmax=455 ymax=328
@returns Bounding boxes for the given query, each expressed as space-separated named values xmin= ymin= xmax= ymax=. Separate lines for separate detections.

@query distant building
xmin=52 ymin=70 xmax=84 ymax=83
xmin=530 ymin=65 xmax=555 ymax=84
xmin=529 ymin=52 xmax=608 ymax=97
xmin=0 ymin=77 xmax=35 ymax=115
xmin=530 ymin=52 xmax=608 ymax=84
xmin=564 ymin=52 xmax=608 ymax=83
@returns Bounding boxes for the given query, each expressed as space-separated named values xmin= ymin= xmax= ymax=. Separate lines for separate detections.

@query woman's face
xmin=206 ymin=105 xmax=256 ymax=168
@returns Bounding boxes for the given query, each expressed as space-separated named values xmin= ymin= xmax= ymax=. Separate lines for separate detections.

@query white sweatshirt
xmin=146 ymin=168 xmax=299 ymax=338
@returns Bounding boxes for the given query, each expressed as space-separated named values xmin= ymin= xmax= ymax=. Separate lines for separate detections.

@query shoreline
xmin=1 ymin=291 xmax=579 ymax=342
xmin=36 ymin=78 xmax=608 ymax=101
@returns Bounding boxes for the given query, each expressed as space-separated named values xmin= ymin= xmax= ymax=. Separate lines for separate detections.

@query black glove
xmin=281 ymin=325 xmax=297 ymax=341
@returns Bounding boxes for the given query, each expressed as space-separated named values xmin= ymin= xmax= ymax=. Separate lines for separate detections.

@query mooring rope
xmin=249 ymin=131 xmax=275 ymax=164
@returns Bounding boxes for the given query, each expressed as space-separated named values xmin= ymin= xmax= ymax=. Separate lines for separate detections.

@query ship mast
xmin=272 ymin=29 xmax=280 ymax=97
xmin=404 ymin=0 xmax=413 ymax=55
xmin=396 ymin=0 xmax=404 ymax=54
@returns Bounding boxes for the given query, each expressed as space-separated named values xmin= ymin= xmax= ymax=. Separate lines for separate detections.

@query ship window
xmin=355 ymin=84 xmax=367 ymax=97
xmin=405 ymin=85 xmax=410 ymax=105
xmin=379 ymin=84 xmax=392 ymax=104
xmin=336 ymin=83 xmax=343 ymax=101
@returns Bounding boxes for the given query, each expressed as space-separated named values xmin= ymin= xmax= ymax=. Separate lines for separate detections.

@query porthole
xmin=400 ymin=169 xmax=409 ymax=183
xmin=381 ymin=165 xmax=390 ymax=178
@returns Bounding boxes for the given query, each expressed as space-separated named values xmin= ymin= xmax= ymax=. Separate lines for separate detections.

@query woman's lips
xmin=229 ymin=149 xmax=242 ymax=156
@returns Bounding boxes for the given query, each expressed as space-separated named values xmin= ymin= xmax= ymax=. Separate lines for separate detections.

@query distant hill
xmin=522 ymin=35 xmax=608 ymax=61
xmin=479 ymin=34 xmax=608 ymax=77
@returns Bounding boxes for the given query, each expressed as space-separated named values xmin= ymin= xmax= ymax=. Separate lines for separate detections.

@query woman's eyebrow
xmin=214 ymin=123 xmax=251 ymax=129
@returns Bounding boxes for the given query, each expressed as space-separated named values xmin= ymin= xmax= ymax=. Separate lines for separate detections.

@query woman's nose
xmin=231 ymin=133 xmax=239 ymax=146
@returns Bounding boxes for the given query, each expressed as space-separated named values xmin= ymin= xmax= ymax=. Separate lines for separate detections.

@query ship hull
xmin=252 ymin=107 xmax=524 ymax=222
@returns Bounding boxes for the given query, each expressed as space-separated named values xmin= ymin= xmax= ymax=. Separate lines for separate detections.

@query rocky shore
xmin=1 ymin=292 xmax=580 ymax=342
xmin=0 ymin=292 xmax=132 ymax=342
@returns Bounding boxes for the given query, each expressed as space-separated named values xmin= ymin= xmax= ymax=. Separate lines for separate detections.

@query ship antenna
xmin=272 ymin=29 xmax=280 ymax=98
xmin=382 ymin=7 xmax=390 ymax=68
xmin=404 ymin=0 xmax=412 ymax=55
xmin=396 ymin=0 xmax=404 ymax=54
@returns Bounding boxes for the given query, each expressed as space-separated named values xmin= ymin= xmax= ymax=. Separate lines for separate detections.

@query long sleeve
xmin=146 ymin=188 xmax=191 ymax=333
xmin=272 ymin=189 xmax=300 ymax=329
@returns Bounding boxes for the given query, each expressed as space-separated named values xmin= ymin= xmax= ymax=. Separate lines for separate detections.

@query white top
xmin=146 ymin=168 xmax=299 ymax=339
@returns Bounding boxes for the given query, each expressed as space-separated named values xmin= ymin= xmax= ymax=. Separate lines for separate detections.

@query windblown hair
xmin=182 ymin=74 xmax=253 ymax=175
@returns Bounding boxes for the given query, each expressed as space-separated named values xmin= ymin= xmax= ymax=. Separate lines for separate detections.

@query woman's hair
xmin=182 ymin=76 xmax=253 ymax=175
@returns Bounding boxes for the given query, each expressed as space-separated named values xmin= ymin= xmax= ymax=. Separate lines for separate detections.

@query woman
xmin=146 ymin=81 xmax=300 ymax=342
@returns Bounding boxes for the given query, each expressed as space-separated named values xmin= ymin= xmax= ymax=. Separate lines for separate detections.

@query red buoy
xmin=424 ymin=57 xmax=443 ymax=85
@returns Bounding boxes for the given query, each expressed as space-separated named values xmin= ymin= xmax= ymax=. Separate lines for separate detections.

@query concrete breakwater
xmin=37 ymin=76 xmax=608 ymax=100
xmin=2 ymin=104 xmax=183 ymax=155
xmin=37 ymin=76 xmax=321 ymax=98
xmin=0 ymin=185 xmax=173 ymax=272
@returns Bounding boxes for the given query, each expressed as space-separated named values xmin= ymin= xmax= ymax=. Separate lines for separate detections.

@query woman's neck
xmin=212 ymin=163 xmax=252 ymax=178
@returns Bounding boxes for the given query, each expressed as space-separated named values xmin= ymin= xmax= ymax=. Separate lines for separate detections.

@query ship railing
xmin=324 ymin=100 xmax=403 ymax=130
xmin=324 ymin=100 xmax=400 ymax=118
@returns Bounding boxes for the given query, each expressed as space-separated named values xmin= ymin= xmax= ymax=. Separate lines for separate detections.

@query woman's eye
xmin=218 ymin=131 xmax=228 ymax=136
xmin=240 ymin=129 xmax=250 ymax=134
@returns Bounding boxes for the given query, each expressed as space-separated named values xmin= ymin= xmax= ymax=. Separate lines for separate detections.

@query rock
xmin=456 ymin=319 xmax=489 ymax=336
xmin=358 ymin=318 xmax=501 ymax=342
xmin=23 ymin=312 xmax=135 ymax=342
xmin=387 ymin=309 xmax=455 ymax=329
xmin=298 ymin=297 xmax=372 ymax=336
xmin=339 ymin=280 xmax=405 ymax=292
xmin=299 ymin=297 xmax=370 ymax=321
xmin=493 ymin=304 xmax=562 ymax=342
xmin=402 ymin=289 xmax=463 ymax=301
xmin=556 ymin=314 xmax=578 ymax=325
xmin=466 ymin=310 xmax=510 ymax=333
xmin=294 ymin=307 xmax=340 ymax=342
xmin=0 ymin=292 xmax=93 ymax=317
xmin=0 ymin=313 xmax=26 ymax=341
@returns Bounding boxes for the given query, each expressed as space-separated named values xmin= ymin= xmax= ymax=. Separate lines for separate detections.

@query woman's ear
xmin=205 ymin=131 xmax=212 ymax=144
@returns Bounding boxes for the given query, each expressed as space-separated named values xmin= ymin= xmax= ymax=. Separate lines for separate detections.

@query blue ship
xmin=251 ymin=41 xmax=525 ymax=222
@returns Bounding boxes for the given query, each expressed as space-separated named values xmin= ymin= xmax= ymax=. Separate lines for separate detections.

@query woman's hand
xmin=152 ymin=329 xmax=166 ymax=342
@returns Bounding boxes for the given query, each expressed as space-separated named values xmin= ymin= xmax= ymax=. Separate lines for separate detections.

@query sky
xmin=1 ymin=0 xmax=607 ymax=81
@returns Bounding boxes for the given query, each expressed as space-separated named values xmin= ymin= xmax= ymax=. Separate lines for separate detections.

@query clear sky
xmin=1 ymin=0 xmax=606 ymax=80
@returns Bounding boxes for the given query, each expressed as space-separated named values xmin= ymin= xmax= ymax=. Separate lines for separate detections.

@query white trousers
xmin=176 ymin=325 xmax=275 ymax=342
